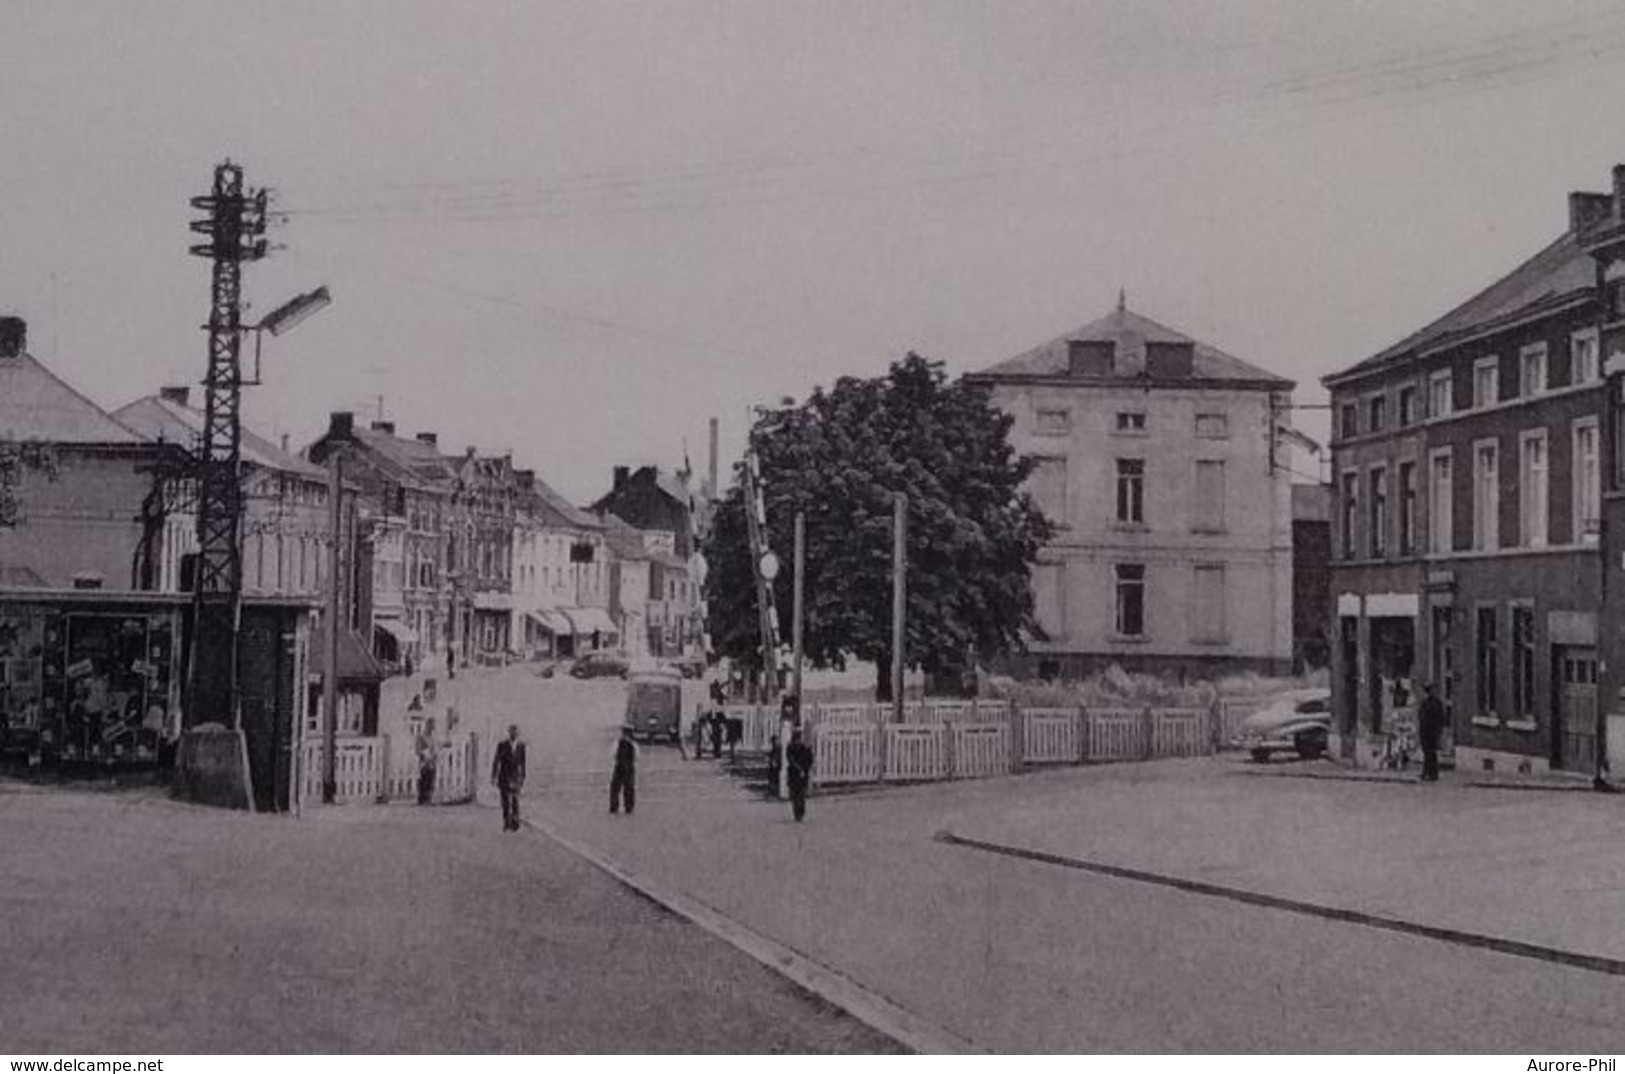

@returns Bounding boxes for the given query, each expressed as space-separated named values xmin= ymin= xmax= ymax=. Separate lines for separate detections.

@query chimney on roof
xmin=1570 ymin=191 xmax=1614 ymax=236
xmin=159 ymin=385 xmax=191 ymax=407
xmin=329 ymin=411 xmax=355 ymax=439
xmin=1067 ymin=339 xmax=1115 ymax=377
xmin=1145 ymin=340 xmax=1195 ymax=379
xmin=0 ymin=317 xmax=24 ymax=359
xmin=415 ymin=432 xmax=438 ymax=447
xmin=370 ymin=420 xmax=395 ymax=435
xmin=613 ymin=465 xmax=630 ymax=491
xmin=514 ymin=468 xmax=535 ymax=491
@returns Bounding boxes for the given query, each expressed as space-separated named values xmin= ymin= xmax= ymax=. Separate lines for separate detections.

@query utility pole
xmin=740 ymin=450 xmax=781 ymax=702
xmin=891 ymin=492 xmax=907 ymax=722
xmin=186 ymin=161 xmax=268 ymax=728
xmin=322 ymin=454 xmax=343 ymax=804
xmin=789 ymin=510 xmax=805 ymax=800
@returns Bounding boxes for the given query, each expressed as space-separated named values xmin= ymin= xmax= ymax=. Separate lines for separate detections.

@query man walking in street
xmin=415 ymin=718 xmax=438 ymax=805
xmin=1418 ymin=681 xmax=1447 ymax=782
xmin=610 ymin=727 xmax=638 ymax=815
xmin=785 ymin=728 xmax=813 ymax=822
xmin=446 ymin=645 xmax=456 ymax=681
xmin=491 ymin=723 xmax=527 ymax=831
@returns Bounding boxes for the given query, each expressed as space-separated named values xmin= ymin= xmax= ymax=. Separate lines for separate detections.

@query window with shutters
xmin=1476 ymin=605 xmax=1500 ymax=720
xmin=1473 ymin=440 xmax=1499 ymax=551
xmin=1028 ymin=456 xmax=1068 ymax=527
xmin=1429 ymin=449 xmax=1453 ymax=554
xmin=1192 ymin=460 xmax=1225 ymax=533
xmin=1572 ymin=328 xmax=1600 ymax=385
xmin=1518 ymin=429 xmax=1548 ymax=548
xmin=1574 ymin=418 xmax=1600 ymax=542
xmin=1398 ymin=461 xmax=1417 ymax=555
xmin=1035 ymin=409 xmax=1070 ymax=436
xmin=1428 ymin=370 xmax=1453 ymax=419
xmin=1368 ymin=465 xmax=1388 ymax=558
xmin=1190 ymin=565 xmax=1227 ymax=644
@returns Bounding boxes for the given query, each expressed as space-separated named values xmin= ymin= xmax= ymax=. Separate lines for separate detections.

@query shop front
xmin=0 ymin=591 xmax=182 ymax=770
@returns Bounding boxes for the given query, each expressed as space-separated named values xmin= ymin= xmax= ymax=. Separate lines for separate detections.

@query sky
xmin=6 ymin=0 xmax=1625 ymax=500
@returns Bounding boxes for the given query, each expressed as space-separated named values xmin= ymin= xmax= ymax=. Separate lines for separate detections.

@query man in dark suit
xmin=610 ymin=728 xmax=638 ymax=815
xmin=491 ymin=724 xmax=527 ymax=831
xmin=1418 ymin=682 xmax=1447 ymax=783
xmin=785 ymin=729 xmax=814 ymax=822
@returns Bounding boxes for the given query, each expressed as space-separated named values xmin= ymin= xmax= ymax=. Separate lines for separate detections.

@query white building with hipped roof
xmin=965 ymin=298 xmax=1307 ymax=679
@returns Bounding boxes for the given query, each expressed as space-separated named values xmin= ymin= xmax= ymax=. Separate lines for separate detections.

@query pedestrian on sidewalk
xmin=709 ymin=709 xmax=724 ymax=759
xmin=690 ymin=708 xmax=707 ymax=761
xmin=415 ymin=718 xmax=438 ymax=805
xmin=1418 ymin=682 xmax=1446 ymax=782
xmin=446 ymin=646 xmax=456 ymax=681
xmin=492 ymin=723 xmax=527 ymax=831
xmin=610 ymin=728 xmax=638 ymax=815
xmin=785 ymin=729 xmax=813 ymax=822
xmin=766 ymin=734 xmax=782 ymax=799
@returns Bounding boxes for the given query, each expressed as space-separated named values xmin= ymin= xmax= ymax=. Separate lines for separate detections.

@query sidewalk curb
xmin=1231 ymin=768 xmax=1601 ymax=793
xmin=937 ymin=830 xmax=1625 ymax=978
xmin=524 ymin=815 xmax=984 ymax=1055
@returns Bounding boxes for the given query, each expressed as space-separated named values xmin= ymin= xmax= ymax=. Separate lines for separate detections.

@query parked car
xmin=669 ymin=653 xmax=707 ymax=680
xmin=569 ymin=650 xmax=631 ymax=680
xmin=1237 ymin=688 xmax=1331 ymax=762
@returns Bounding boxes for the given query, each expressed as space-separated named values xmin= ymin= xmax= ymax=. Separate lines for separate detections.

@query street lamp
xmin=244 ymin=286 xmax=332 ymax=386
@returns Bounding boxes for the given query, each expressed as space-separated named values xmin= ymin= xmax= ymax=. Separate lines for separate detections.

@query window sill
xmin=1505 ymin=718 xmax=1538 ymax=732
xmin=1471 ymin=715 xmax=1501 ymax=728
xmin=1108 ymin=634 xmax=1150 ymax=644
xmin=1110 ymin=522 xmax=1150 ymax=533
xmin=1190 ymin=527 xmax=1229 ymax=536
xmin=1110 ymin=430 xmax=1151 ymax=439
xmin=1189 ymin=636 xmax=1231 ymax=646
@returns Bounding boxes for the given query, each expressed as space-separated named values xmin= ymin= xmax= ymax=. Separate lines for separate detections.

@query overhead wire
xmin=274 ymin=7 xmax=1625 ymax=228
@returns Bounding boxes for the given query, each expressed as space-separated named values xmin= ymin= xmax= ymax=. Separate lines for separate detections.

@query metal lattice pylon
xmin=186 ymin=161 xmax=268 ymax=726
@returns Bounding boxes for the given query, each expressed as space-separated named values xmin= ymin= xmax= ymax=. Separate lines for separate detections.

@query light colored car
xmin=1237 ymin=688 xmax=1331 ymax=762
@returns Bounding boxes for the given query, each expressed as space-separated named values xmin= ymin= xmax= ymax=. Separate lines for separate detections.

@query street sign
xmin=760 ymin=552 xmax=780 ymax=581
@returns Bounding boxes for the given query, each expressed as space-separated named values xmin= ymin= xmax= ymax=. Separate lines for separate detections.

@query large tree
xmin=704 ymin=352 xmax=1053 ymax=699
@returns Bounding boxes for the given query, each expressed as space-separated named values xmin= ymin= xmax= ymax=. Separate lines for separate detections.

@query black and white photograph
xmin=5 ymin=0 xmax=1625 ymax=1061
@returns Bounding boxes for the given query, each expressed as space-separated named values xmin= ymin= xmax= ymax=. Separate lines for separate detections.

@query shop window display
xmin=0 ymin=606 xmax=178 ymax=766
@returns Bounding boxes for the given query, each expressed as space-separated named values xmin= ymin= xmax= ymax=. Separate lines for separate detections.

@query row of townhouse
xmin=1323 ymin=165 xmax=1625 ymax=776
xmin=0 ymin=315 xmax=708 ymax=775
xmin=306 ymin=414 xmax=707 ymax=671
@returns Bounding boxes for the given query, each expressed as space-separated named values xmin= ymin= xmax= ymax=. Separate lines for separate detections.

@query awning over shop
xmin=562 ymin=606 xmax=618 ymax=638
xmin=373 ymin=619 xmax=418 ymax=646
xmin=526 ymin=608 xmax=573 ymax=635
xmin=310 ymin=626 xmax=387 ymax=684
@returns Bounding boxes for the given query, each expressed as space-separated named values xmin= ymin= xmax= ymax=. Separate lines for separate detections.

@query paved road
xmin=441 ymin=668 xmax=1625 ymax=1053
xmin=1 ymin=783 xmax=900 ymax=1054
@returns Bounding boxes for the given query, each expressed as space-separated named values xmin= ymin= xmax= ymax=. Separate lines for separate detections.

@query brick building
xmin=307 ymin=415 xmax=459 ymax=671
xmin=1324 ymin=194 xmax=1607 ymax=772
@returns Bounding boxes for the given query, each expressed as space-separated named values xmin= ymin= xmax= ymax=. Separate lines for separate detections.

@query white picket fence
xmin=885 ymin=724 xmax=947 ymax=780
xmin=1022 ymin=707 xmax=1082 ymax=764
xmin=1089 ymin=707 xmax=1146 ymax=761
xmin=712 ymin=696 xmax=1253 ymax=789
xmin=813 ymin=725 xmax=882 ymax=783
xmin=299 ymin=732 xmax=479 ymax=807
xmin=951 ymin=722 xmax=1009 ymax=778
